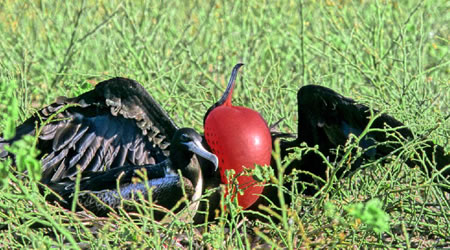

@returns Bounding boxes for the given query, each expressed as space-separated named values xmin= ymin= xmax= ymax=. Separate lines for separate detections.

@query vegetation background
xmin=0 ymin=0 xmax=448 ymax=248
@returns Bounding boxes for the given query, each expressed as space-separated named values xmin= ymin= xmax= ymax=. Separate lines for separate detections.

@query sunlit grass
xmin=0 ymin=0 xmax=448 ymax=248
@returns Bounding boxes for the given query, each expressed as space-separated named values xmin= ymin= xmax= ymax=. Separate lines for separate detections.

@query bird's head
xmin=170 ymin=128 xmax=219 ymax=171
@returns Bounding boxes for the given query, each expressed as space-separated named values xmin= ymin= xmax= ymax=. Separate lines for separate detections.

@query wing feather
xmin=1 ymin=77 xmax=179 ymax=183
xmin=292 ymin=84 xmax=448 ymax=178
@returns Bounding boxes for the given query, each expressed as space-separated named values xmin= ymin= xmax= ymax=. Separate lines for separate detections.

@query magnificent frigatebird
xmin=199 ymin=66 xmax=449 ymax=218
xmin=256 ymin=85 xmax=450 ymax=203
xmin=47 ymin=128 xmax=218 ymax=219
xmin=243 ymin=85 xmax=450 ymax=215
xmin=291 ymin=85 xmax=448 ymax=183
xmin=0 ymin=77 xmax=218 ymax=219
xmin=2 ymin=68 xmax=448 ymax=221
xmin=204 ymin=63 xmax=272 ymax=209
xmin=1 ymin=77 xmax=177 ymax=183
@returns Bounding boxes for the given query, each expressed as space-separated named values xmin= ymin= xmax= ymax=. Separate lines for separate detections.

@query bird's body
xmin=0 ymin=78 xmax=218 ymax=219
xmin=204 ymin=64 xmax=272 ymax=209
xmin=1 ymin=72 xmax=448 ymax=222
xmin=278 ymin=85 xmax=449 ymax=193
xmin=47 ymin=128 xmax=217 ymax=219
xmin=47 ymin=163 xmax=181 ymax=217
xmin=246 ymin=85 xmax=449 ymax=215
xmin=1 ymin=77 xmax=177 ymax=184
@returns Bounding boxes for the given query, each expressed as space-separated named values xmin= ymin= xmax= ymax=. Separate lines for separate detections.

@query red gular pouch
xmin=204 ymin=64 xmax=272 ymax=209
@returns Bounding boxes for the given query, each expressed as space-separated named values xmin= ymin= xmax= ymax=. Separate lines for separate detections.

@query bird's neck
xmin=177 ymin=158 xmax=199 ymax=185
xmin=186 ymin=157 xmax=203 ymax=202
xmin=169 ymin=153 xmax=203 ymax=199
xmin=185 ymin=157 xmax=203 ymax=214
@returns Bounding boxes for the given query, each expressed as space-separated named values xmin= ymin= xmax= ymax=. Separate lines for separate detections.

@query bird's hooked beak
xmin=183 ymin=140 xmax=219 ymax=171
xmin=217 ymin=63 xmax=244 ymax=107
xmin=203 ymin=63 xmax=244 ymax=125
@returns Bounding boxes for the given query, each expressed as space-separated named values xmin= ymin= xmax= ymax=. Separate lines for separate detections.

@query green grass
xmin=0 ymin=0 xmax=449 ymax=248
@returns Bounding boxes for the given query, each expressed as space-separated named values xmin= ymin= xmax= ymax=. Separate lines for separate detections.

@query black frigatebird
xmin=200 ymin=73 xmax=449 ymax=214
xmin=1 ymin=77 xmax=177 ymax=183
xmin=2 ymin=69 xmax=447 ymax=222
xmin=243 ymin=84 xmax=449 ymax=214
xmin=0 ymin=77 xmax=217 ymax=219
xmin=276 ymin=85 xmax=450 ymax=194
xmin=47 ymin=128 xmax=218 ymax=219
xmin=204 ymin=63 xmax=272 ymax=209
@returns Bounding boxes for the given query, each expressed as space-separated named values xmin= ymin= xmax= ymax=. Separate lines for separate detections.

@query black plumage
xmin=1 ymin=77 xmax=177 ymax=184
xmin=2 ymin=76 xmax=448 ymax=221
xmin=0 ymin=78 xmax=218 ymax=219
xmin=278 ymin=85 xmax=450 ymax=192
xmin=47 ymin=128 xmax=218 ymax=218
xmin=246 ymin=85 xmax=449 ymax=215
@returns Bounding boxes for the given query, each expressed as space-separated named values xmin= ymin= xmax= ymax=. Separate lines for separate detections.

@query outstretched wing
xmin=297 ymin=85 xmax=412 ymax=157
xmin=294 ymin=85 xmax=449 ymax=176
xmin=1 ymin=77 xmax=178 ymax=183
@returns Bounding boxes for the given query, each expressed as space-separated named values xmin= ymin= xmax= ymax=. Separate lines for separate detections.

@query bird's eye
xmin=180 ymin=134 xmax=190 ymax=142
